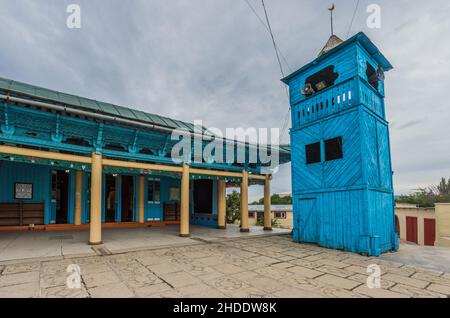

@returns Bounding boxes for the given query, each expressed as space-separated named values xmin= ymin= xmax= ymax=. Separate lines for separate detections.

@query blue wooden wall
xmin=0 ymin=162 xmax=219 ymax=227
xmin=0 ymin=161 xmax=52 ymax=224
xmin=287 ymin=33 xmax=398 ymax=256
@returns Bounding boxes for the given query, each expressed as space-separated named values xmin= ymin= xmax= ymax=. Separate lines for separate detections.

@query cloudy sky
xmin=1 ymin=0 xmax=449 ymax=201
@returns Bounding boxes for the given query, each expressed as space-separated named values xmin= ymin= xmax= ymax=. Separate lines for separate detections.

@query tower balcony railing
xmin=291 ymin=77 xmax=384 ymax=129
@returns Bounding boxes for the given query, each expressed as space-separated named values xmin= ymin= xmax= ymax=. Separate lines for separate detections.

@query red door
xmin=406 ymin=216 xmax=418 ymax=244
xmin=424 ymin=218 xmax=436 ymax=246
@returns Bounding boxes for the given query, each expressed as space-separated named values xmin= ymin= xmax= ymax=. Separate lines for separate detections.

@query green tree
xmin=251 ymin=194 xmax=292 ymax=205
xmin=395 ymin=177 xmax=450 ymax=207
xmin=226 ymin=190 xmax=241 ymax=224
xmin=255 ymin=214 xmax=279 ymax=228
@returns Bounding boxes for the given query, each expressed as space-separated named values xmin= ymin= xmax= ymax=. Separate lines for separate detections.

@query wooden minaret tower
xmin=282 ymin=8 xmax=398 ymax=256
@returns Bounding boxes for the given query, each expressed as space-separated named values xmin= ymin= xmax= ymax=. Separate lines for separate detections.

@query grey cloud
xmin=396 ymin=119 xmax=423 ymax=130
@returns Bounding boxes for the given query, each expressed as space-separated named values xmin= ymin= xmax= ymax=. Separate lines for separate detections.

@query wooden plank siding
xmin=287 ymin=33 xmax=397 ymax=256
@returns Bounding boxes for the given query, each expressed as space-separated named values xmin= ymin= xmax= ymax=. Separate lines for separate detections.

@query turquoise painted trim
xmin=133 ymin=175 xmax=138 ymax=222
xmin=101 ymin=174 xmax=106 ymax=223
xmin=144 ymin=176 xmax=149 ymax=221
xmin=1 ymin=102 xmax=290 ymax=172
xmin=81 ymin=172 xmax=88 ymax=224
xmin=212 ymin=179 xmax=218 ymax=216
xmin=46 ymin=169 xmax=52 ymax=225
xmin=116 ymin=175 xmax=122 ymax=222
xmin=68 ymin=171 xmax=75 ymax=224
xmin=189 ymin=180 xmax=194 ymax=214
xmin=0 ymin=133 xmax=92 ymax=154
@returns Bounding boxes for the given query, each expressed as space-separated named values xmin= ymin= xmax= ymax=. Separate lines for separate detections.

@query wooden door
xmin=121 ymin=176 xmax=134 ymax=222
xmin=424 ymin=218 xmax=436 ymax=246
xmin=298 ymin=198 xmax=318 ymax=243
xmin=193 ymin=180 xmax=213 ymax=213
xmin=406 ymin=216 xmax=418 ymax=244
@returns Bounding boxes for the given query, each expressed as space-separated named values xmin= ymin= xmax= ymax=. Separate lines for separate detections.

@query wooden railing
xmin=291 ymin=77 xmax=384 ymax=129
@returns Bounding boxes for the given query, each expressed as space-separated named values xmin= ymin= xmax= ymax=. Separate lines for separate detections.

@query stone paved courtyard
xmin=1 ymin=235 xmax=450 ymax=298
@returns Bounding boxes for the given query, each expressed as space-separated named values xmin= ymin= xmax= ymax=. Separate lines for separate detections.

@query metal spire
xmin=329 ymin=3 xmax=335 ymax=36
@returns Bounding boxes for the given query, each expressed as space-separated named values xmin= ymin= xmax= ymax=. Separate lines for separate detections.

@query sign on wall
xmin=15 ymin=183 xmax=33 ymax=200
xmin=169 ymin=187 xmax=180 ymax=201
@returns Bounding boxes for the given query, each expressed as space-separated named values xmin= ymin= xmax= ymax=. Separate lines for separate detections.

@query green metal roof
xmin=0 ymin=76 xmax=202 ymax=133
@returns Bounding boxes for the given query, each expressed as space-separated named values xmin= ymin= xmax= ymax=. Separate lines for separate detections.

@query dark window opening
xmin=274 ymin=212 xmax=286 ymax=219
xmin=52 ymin=170 xmax=69 ymax=224
xmin=366 ymin=62 xmax=379 ymax=91
xmin=139 ymin=148 xmax=154 ymax=155
xmin=105 ymin=174 xmax=118 ymax=222
xmin=104 ymin=143 xmax=126 ymax=152
xmin=325 ymin=137 xmax=343 ymax=161
xmin=65 ymin=137 xmax=91 ymax=147
xmin=193 ymin=179 xmax=213 ymax=214
xmin=121 ymin=175 xmax=134 ymax=222
xmin=304 ymin=65 xmax=339 ymax=95
xmin=305 ymin=142 xmax=321 ymax=165
xmin=148 ymin=178 xmax=161 ymax=203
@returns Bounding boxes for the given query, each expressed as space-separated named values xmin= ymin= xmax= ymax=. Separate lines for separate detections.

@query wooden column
xmin=138 ymin=175 xmax=145 ymax=224
xmin=263 ymin=175 xmax=272 ymax=231
xmin=74 ymin=171 xmax=83 ymax=226
xmin=180 ymin=163 xmax=190 ymax=237
xmin=89 ymin=152 xmax=103 ymax=245
xmin=217 ymin=180 xmax=226 ymax=229
xmin=240 ymin=170 xmax=249 ymax=232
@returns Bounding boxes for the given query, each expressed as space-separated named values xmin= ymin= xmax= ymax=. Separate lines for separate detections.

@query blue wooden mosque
xmin=282 ymin=32 xmax=398 ymax=256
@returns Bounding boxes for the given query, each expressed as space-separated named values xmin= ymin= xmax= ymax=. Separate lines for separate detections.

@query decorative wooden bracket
xmin=128 ymin=130 xmax=141 ymax=154
xmin=93 ymin=123 xmax=104 ymax=153
xmin=51 ymin=114 xmax=63 ymax=142
xmin=1 ymin=103 xmax=15 ymax=135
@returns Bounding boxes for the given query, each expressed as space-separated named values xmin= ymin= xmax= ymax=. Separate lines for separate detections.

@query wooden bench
xmin=0 ymin=202 xmax=45 ymax=226
xmin=163 ymin=202 xmax=179 ymax=221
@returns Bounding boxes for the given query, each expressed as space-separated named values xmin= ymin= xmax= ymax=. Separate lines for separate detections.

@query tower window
xmin=325 ymin=137 xmax=343 ymax=161
xmin=366 ymin=62 xmax=379 ymax=91
xmin=305 ymin=142 xmax=321 ymax=164
xmin=304 ymin=65 xmax=339 ymax=94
